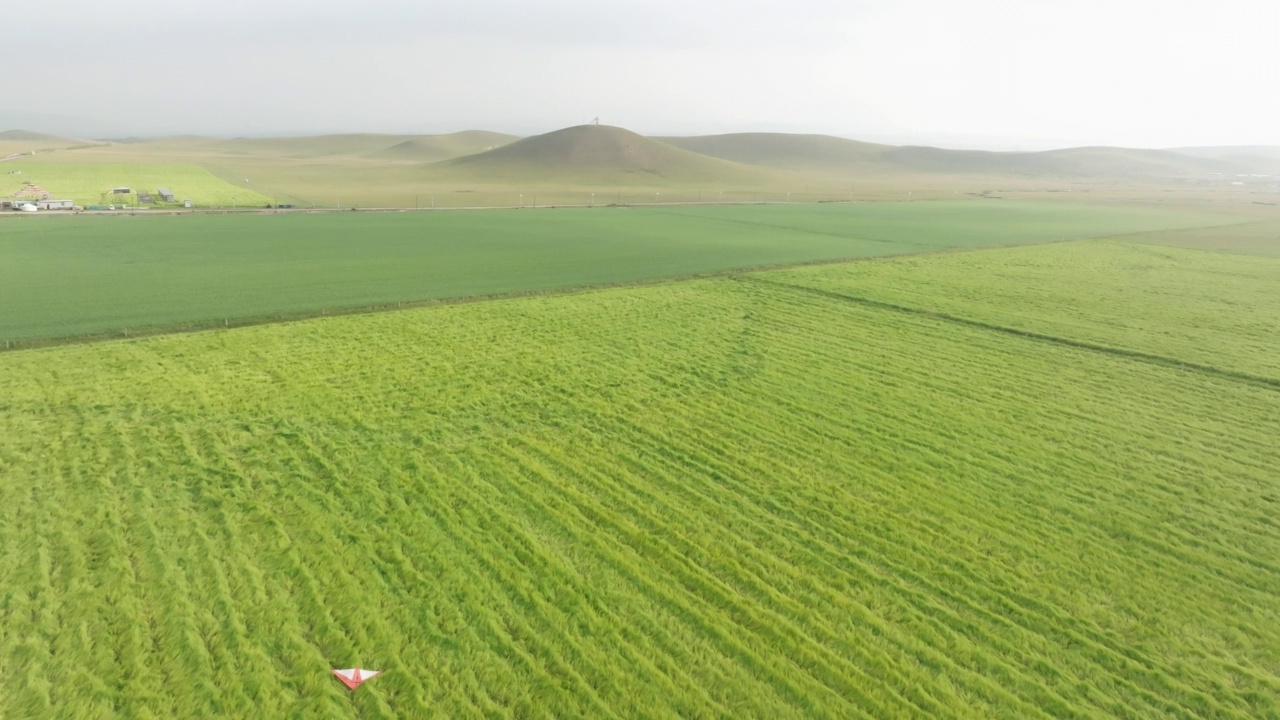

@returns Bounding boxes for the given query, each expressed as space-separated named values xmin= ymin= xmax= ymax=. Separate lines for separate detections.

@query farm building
xmin=2 ymin=198 xmax=73 ymax=210
xmin=158 ymin=188 xmax=175 ymax=202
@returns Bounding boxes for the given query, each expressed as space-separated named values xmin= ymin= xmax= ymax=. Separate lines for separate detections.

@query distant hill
xmin=1169 ymin=146 xmax=1280 ymax=166
xmin=0 ymin=129 xmax=78 ymax=142
xmin=366 ymin=131 xmax=517 ymax=162
xmin=661 ymin=132 xmax=1280 ymax=180
xmin=206 ymin=134 xmax=425 ymax=158
xmin=659 ymin=133 xmax=892 ymax=171
xmin=438 ymin=125 xmax=790 ymax=185
xmin=877 ymin=145 xmax=1260 ymax=177
xmin=113 ymin=131 xmax=520 ymax=164
xmin=0 ymin=129 xmax=93 ymax=153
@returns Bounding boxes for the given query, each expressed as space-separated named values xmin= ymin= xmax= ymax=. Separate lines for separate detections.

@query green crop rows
xmin=2 ymin=240 xmax=1278 ymax=717
xmin=0 ymin=201 xmax=1240 ymax=345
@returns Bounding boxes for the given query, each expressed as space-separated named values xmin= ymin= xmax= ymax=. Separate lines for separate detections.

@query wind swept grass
xmin=2 ymin=250 xmax=1278 ymax=717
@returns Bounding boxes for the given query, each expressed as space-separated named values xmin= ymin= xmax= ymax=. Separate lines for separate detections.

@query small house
xmin=158 ymin=188 xmax=175 ymax=202
xmin=37 ymin=199 xmax=74 ymax=210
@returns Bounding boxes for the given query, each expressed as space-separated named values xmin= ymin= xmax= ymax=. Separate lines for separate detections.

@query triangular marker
xmin=332 ymin=667 xmax=381 ymax=690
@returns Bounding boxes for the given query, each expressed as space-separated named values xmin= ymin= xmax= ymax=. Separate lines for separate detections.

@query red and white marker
xmin=332 ymin=668 xmax=380 ymax=691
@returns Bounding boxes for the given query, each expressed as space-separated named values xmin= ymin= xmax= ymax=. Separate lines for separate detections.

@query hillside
xmin=1169 ymin=145 xmax=1280 ymax=165
xmin=660 ymin=132 xmax=1280 ymax=180
xmin=366 ymin=131 xmax=517 ymax=162
xmin=659 ymin=133 xmax=892 ymax=170
xmin=437 ymin=125 xmax=792 ymax=185
xmin=0 ymin=129 xmax=93 ymax=155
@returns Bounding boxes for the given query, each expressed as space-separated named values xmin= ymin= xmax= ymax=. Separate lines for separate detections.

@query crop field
xmin=1125 ymin=217 xmax=1280 ymax=256
xmin=2 ymin=239 xmax=1279 ymax=717
xmin=0 ymin=161 xmax=273 ymax=207
xmin=764 ymin=239 xmax=1280 ymax=381
xmin=0 ymin=201 xmax=1243 ymax=345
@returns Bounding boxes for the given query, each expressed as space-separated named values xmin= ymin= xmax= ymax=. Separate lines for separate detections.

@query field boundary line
xmin=0 ymin=243 xmax=1055 ymax=353
xmin=739 ymin=276 xmax=1280 ymax=392
xmin=0 ymin=217 xmax=1261 ymax=353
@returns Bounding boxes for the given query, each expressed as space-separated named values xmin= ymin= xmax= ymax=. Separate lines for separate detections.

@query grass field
xmin=1125 ymin=218 xmax=1280 ymax=256
xmin=0 ymin=201 xmax=1244 ymax=345
xmin=1 ymin=241 xmax=1278 ymax=718
xmin=763 ymin=238 xmax=1280 ymax=382
xmin=0 ymin=161 xmax=274 ymax=207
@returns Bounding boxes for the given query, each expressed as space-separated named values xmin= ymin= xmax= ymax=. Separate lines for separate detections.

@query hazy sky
xmin=10 ymin=0 xmax=1278 ymax=149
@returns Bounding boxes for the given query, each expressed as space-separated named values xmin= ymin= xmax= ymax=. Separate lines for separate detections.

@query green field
xmin=0 ymin=161 xmax=273 ymax=207
xmin=1125 ymin=218 xmax=1280 ymax=257
xmin=0 ymin=201 xmax=1243 ymax=344
xmin=765 ymin=238 xmax=1280 ymax=381
xmin=2 ymin=238 xmax=1278 ymax=717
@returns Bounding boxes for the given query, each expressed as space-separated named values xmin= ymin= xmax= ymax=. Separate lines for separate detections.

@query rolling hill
xmin=662 ymin=132 xmax=1280 ymax=180
xmin=659 ymin=133 xmax=892 ymax=171
xmin=0 ymin=129 xmax=95 ymax=155
xmin=366 ymin=131 xmax=517 ymax=162
xmin=436 ymin=125 xmax=794 ymax=185
xmin=1169 ymin=145 xmax=1280 ymax=164
xmin=116 ymin=132 xmax=519 ymax=162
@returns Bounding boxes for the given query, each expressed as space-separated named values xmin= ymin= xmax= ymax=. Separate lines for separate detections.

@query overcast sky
xmin=8 ymin=0 xmax=1277 ymax=149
